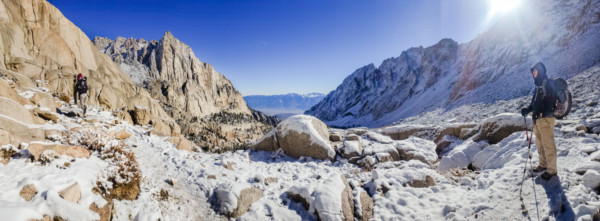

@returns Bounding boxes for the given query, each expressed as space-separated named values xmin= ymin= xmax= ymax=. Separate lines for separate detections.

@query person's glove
xmin=521 ymin=108 xmax=530 ymax=117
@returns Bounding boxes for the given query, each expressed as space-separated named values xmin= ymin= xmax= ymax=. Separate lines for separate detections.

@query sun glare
xmin=488 ymin=0 xmax=521 ymax=17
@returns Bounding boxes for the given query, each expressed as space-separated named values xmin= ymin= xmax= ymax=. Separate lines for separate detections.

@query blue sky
xmin=48 ymin=0 xmax=493 ymax=96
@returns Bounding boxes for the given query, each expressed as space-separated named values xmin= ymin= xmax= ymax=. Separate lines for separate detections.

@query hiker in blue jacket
xmin=521 ymin=62 xmax=558 ymax=180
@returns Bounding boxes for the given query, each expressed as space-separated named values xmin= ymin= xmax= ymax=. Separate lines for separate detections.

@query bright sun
xmin=488 ymin=0 xmax=521 ymax=17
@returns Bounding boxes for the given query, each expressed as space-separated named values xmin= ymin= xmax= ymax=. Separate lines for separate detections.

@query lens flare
xmin=488 ymin=0 xmax=521 ymax=17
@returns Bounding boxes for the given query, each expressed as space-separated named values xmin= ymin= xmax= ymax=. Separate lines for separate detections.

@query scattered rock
xmin=265 ymin=177 xmax=278 ymax=186
xmin=35 ymin=109 xmax=59 ymax=123
xmin=459 ymin=126 xmax=480 ymax=140
xmin=131 ymin=106 xmax=152 ymax=125
xmin=166 ymin=178 xmax=177 ymax=186
xmin=312 ymin=175 xmax=354 ymax=221
xmin=347 ymin=128 xmax=368 ymax=136
xmin=172 ymin=135 xmax=194 ymax=152
xmin=340 ymin=176 xmax=355 ymax=221
xmin=59 ymin=182 xmax=81 ymax=203
xmin=28 ymin=143 xmax=90 ymax=162
xmin=44 ymin=129 xmax=64 ymax=141
xmin=109 ymin=129 xmax=131 ymax=140
xmin=288 ymin=192 xmax=310 ymax=210
xmin=359 ymin=191 xmax=374 ymax=221
xmin=593 ymin=126 xmax=600 ymax=135
xmin=341 ymin=140 xmax=363 ymax=159
xmin=588 ymin=101 xmax=598 ymax=106
xmin=329 ymin=133 xmax=343 ymax=142
xmin=436 ymin=140 xmax=453 ymax=155
xmin=378 ymin=125 xmax=438 ymax=141
xmin=576 ymin=125 xmax=587 ymax=132
xmin=89 ymin=199 xmax=113 ymax=221
xmin=346 ymin=134 xmax=361 ymax=141
xmin=215 ymin=184 xmax=263 ymax=218
xmin=207 ymin=175 xmax=217 ymax=179
xmin=20 ymin=184 xmax=38 ymax=201
xmin=224 ymin=161 xmax=235 ymax=171
xmin=434 ymin=123 xmax=477 ymax=143
xmin=582 ymin=170 xmax=600 ymax=189
xmin=408 ymin=175 xmax=436 ymax=188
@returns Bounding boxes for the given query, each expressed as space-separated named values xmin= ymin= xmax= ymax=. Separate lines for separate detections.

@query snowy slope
xmin=1 ymin=64 xmax=599 ymax=221
xmin=306 ymin=0 xmax=600 ymax=128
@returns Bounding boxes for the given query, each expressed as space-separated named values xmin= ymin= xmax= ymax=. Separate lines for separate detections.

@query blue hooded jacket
xmin=524 ymin=62 xmax=557 ymax=120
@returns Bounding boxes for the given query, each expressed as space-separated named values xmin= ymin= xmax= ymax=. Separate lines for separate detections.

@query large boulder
xmin=473 ymin=113 xmax=533 ymax=144
xmin=27 ymin=143 xmax=90 ymax=161
xmin=276 ymin=115 xmax=335 ymax=160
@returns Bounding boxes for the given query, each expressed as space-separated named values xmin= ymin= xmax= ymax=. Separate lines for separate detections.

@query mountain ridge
xmin=306 ymin=0 xmax=600 ymax=128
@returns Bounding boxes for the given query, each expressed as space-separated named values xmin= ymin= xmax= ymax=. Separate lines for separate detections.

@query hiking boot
xmin=532 ymin=166 xmax=546 ymax=173
xmin=541 ymin=172 xmax=556 ymax=180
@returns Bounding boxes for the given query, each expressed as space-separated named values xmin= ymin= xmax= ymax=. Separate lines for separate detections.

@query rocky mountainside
xmin=94 ymin=34 xmax=277 ymax=150
xmin=244 ymin=93 xmax=325 ymax=115
xmin=306 ymin=0 xmax=600 ymax=128
xmin=0 ymin=0 xmax=186 ymax=140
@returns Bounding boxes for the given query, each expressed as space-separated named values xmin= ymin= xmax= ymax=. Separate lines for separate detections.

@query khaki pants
xmin=533 ymin=117 xmax=557 ymax=174
xmin=79 ymin=93 xmax=88 ymax=115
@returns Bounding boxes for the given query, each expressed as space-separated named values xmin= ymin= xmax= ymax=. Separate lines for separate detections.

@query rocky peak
xmin=94 ymin=32 xmax=278 ymax=150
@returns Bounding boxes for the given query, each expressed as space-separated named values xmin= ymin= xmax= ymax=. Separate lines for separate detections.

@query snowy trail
xmin=115 ymin=125 xmax=225 ymax=220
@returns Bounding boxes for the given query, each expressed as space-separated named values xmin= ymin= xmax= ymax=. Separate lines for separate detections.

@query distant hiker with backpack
xmin=74 ymin=73 xmax=89 ymax=116
xmin=520 ymin=62 xmax=571 ymax=180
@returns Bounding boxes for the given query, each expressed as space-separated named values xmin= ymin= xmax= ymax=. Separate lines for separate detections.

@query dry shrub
xmin=70 ymin=128 xmax=141 ymax=200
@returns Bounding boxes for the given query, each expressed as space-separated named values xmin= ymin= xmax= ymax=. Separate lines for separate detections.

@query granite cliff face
xmin=94 ymin=34 xmax=278 ymax=150
xmin=0 ymin=0 xmax=178 ymax=133
xmin=306 ymin=0 xmax=600 ymax=128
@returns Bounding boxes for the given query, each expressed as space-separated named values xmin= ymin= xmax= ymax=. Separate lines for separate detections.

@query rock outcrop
xmin=0 ymin=0 xmax=179 ymax=141
xmin=94 ymin=34 xmax=277 ymax=150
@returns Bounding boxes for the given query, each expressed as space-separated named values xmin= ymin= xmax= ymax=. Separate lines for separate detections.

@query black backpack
xmin=76 ymin=77 xmax=88 ymax=94
xmin=544 ymin=78 xmax=572 ymax=119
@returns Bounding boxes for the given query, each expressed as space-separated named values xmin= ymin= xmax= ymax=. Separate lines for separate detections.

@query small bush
xmin=70 ymin=128 xmax=141 ymax=200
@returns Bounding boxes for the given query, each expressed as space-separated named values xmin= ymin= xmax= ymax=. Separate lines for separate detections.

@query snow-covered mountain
xmin=306 ymin=0 xmax=600 ymax=128
xmin=244 ymin=93 xmax=325 ymax=116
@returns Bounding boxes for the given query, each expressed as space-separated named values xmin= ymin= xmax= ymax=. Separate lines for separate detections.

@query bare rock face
xmin=94 ymin=34 xmax=277 ymax=150
xmin=59 ymin=182 xmax=81 ymax=203
xmin=0 ymin=0 xmax=175 ymax=136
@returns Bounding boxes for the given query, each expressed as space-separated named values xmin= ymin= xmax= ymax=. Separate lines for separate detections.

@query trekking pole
xmin=519 ymin=116 xmax=533 ymax=214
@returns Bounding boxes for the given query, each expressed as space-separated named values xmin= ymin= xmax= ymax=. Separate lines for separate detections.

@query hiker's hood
xmin=532 ymin=62 xmax=547 ymax=86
